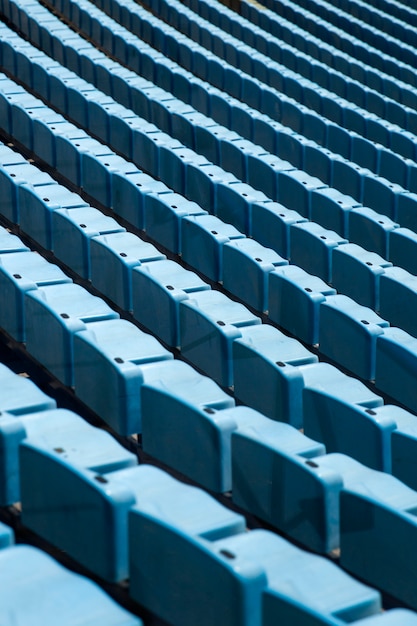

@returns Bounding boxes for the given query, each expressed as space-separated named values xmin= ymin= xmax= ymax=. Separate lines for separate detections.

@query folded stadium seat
xmin=159 ymin=144 xmax=207 ymax=198
xmin=222 ymin=238 xmax=288 ymax=313
xmin=142 ymin=192 xmax=206 ymax=255
xmin=55 ymin=134 xmax=115 ymax=188
xmin=0 ymin=250 xmax=72 ymax=342
xmin=389 ymin=227 xmax=417 ymax=276
xmin=331 ymin=243 xmax=391 ymax=310
xmin=276 ymin=170 xmax=328 ymax=218
xmin=0 ymin=224 xmax=28 ymax=253
xmin=362 ymin=175 xmax=406 ymax=222
xmin=51 ymin=206 xmax=125 ymax=279
xmin=339 ymin=460 xmax=417 ymax=610
xmin=24 ymin=283 xmax=119 ymax=387
xmin=20 ymin=420 xmax=141 ymax=581
xmin=233 ymin=324 xmax=317 ymax=427
xmin=215 ymin=181 xmax=270 ymax=236
xmin=268 ymin=265 xmax=336 ymax=345
xmin=131 ymin=259 xmax=210 ymax=348
xmin=289 ymin=222 xmax=347 ymax=283
xmin=396 ymin=193 xmax=417 ymax=232
xmin=0 ymin=544 xmax=143 ymax=625
xmin=311 ymin=187 xmax=360 ymax=238
xmin=301 ymin=362 xmax=405 ymax=472
xmin=0 ymin=164 xmax=55 ymax=226
xmin=179 ymin=289 xmax=260 ymax=387
xmin=378 ymin=267 xmax=417 ymax=337
xmin=111 ymin=170 xmax=169 ymax=232
xmin=186 ymin=162 xmax=237 ymax=216
xmin=348 ymin=206 xmax=399 ymax=259
xmin=181 ymin=214 xmax=244 ymax=283
xmin=246 ymin=153 xmax=295 ymax=202
xmin=82 ymin=152 xmax=137 ymax=208
xmin=18 ymin=181 xmax=89 ymax=252
xmin=141 ymin=362 xmax=249 ymax=492
xmin=250 ymin=202 xmax=307 ymax=260
xmin=319 ymin=295 xmax=389 ymax=380
xmin=129 ymin=465 xmax=382 ymax=626
xmin=375 ymin=327 xmax=417 ymax=414
xmin=90 ymin=231 xmax=165 ymax=312
xmin=73 ymin=319 xmax=172 ymax=434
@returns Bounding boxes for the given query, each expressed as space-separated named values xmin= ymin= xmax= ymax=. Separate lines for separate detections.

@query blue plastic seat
xmin=379 ymin=267 xmax=417 ymax=338
xmin=276 ymin=170 xmax=327 ymax=218
xmin=340 ymin=462 xmax=417 ymax=610
xmin=111 ymin=170 xmax=168 ymax=231
xmin=0 ymin=545 xmax=143 ymax=625
xmin=141 ymin=361 xmax=253 ymax=492
xmin=24 ymin=283 xmax=119 ymax=387
xmin=319 ymin=295 xmax=389 ymax=380
xmin=52 ymin=206 xmax=125 ymax=279
xmin=233 ymin=324 xmax=317 ymax=427
xmin=250 ymin=202 xmax=306 ymax=259
xmin=222 ymin=238 xmax=287 ymax=313
xmin=389 ymin=227 xmax=417 ymax=276
xmin=20 ymin=430 xmax=142 ymax=581
xmin=90 ymin=231 xmax=165 ymax=311
xmin=301 ymin=362 xmax=399 ymax=472
xmin=1 ymin=164 xmax=54 ymax=225
xmin=82 ymin=152 xmax=136 ymax=208
xmin=290 ymin=222 xmax=348 ymax=283
xmin=0 ymin=225 xmax=28 ymax=253
xmin=0 ymin=362 xmax=56 ymax=417
xmin=18 ymin=181 xmax=90 ymax=251
xmin=0 ymin=250 xmax=72 ymax=342
xmin=179 ymin=289 xmax=260 ymax=387
xmin=375 ymin=327 xmax=417 ymax=414
xmin=331 ymin=244 xmax=391 ymax=311
xmin=310 ymin=187 xmax=360 ymax=238
xmin=396 ymin=192 xmax=417 ymax=232
xmin=132 ymin=259 xmax=210 ymax=348
xmin=181 ymin=214 xmax=244 ymax=282
xmin=348 ymin=207 xmax=399 ymax=259
xmin=268 ymin=265 xmax=336 ymax=345
xmin=143 ymin=191 xmax=206 ymax=254
xmin=215 ymin=180 xmax=270 ymax=235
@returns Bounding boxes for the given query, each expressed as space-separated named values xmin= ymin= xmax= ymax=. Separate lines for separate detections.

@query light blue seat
xmin=32 ymin=115 xmax=71 ymax=167
xmin=301 ymin=362 xmax=396 ymax=472
xmin=277 ymin=170 xmax=327 ymax=218
xmin=24 ymin=283 xmax=119 ymax=387
xmin=340 ymin=462 xmax=417 ymax=610
xmin=310 ymin=187 xmax=360 ymax=237
xmin=73 ymin=318 xmax=172 ymax=434
xmin=251 ymin=202 xmax=306 ymax=259
xmin=319 ymin=295 xmax=389 ymax=380
xmin=19 ymin=181 xmax=89 ymax=251
xmin=0 ymin=224 xmax=28 ymax=253
xmin=186 ymin=162 xmax=236 ymax=215
xmin=389 ymin=228 xmax=417 ymax=276
xmin=132 ymin=259 xmax=209 ymax=348
xmin=82 ymin=152 xmax=137 ymax=208
xmin=179 ymin=289 xmax=260 ymax=387
xmin=9 ymin=95 xmax=50 ymax=152
xmin=0 ymin=163 xmax=53 ymax=225
xmin=375 ymin=327 xmax=417 ymax=414
xmin=396 ymin=192 xmax=417 ymax=232
xmin=268 ymin=265 xmax=335 ymax=345
xmin=52 ymin=206 xmax=124 ymax=279
xmin=181 ymin=214 xmax=244 ymax=282
xmin=0 ymin=522 xmax=13 ymax=549
xmin=222 ymin=238 xmax=287 ymax=312
xmin=111 ymin=170 xmax=168 ymax=231
xmin=129 ymin=476 xmax=380 ymax=626
xmin=55 ymin=134 xmax=113 ymax=187
xmin=362 ymin=175 xmax=405 ymax=222
xmin=141 ymin=361 xmax=251 ymax=492
xmin=90 ymin=231 xmax=165 ymax=311
xmin=215 ymin=181 xmax=270 ymax=235
xmin=233 ymin=324 xmax=317 ymax=427
xmin=20 ymin=430 xmax=141 ymax=581
xmin=129 ymin=464 xmax=252 ymax=626
xmin=232 ymin=415 xmax=344 ymax=553
xmin=143 ymin=191 xmax=206 ymax=255
xmin=0 ymin=361 xmax=56 ymax=416
xmin=0 ymin=250 xmax=72 ymax=342
xmin=353 ymin=611 xmax=417 ymax=626
xmin=348 ymin=207 xmax=399 ymax=259
xmin=331 ymin=244 xmax=391 ymax=311
xmin=247 ymin=152 xmax=295 ymax=201
xmin=290 ymin=222 xmax=347 ymax=283
xmin=0 ymin=545 xmax=143 ymax=625
xmin=379 ymin=267 xmax=417 ymax=338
